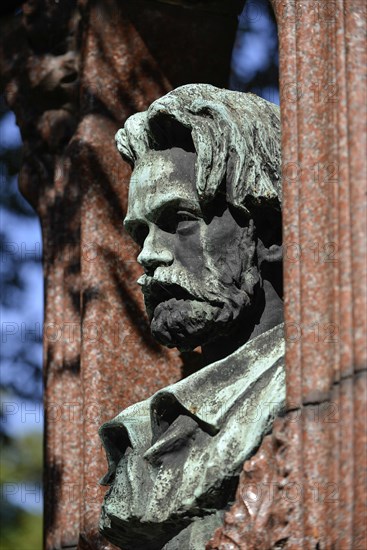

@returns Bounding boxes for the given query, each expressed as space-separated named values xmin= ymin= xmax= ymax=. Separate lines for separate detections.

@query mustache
xmin=136 ymin=279 xmax=202 ymax=315
xmin=137 ymin=266 xmax=246 ymax=310
xmin=137 ymin=268 xmax=225 ymax=306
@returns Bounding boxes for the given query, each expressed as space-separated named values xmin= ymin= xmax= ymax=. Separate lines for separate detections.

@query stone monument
xmin=98 ymin=84 xmax=285 ymax=549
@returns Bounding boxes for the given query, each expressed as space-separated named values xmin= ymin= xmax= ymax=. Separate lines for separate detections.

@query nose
xmin=137 ymin=226 xmax=174 ymax=273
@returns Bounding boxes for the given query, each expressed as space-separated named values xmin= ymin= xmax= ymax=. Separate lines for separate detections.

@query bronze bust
xmin=99 ymin=84 xmax=284 ymax=550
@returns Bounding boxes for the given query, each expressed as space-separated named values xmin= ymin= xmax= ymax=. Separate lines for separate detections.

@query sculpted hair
xmin=115 ymin=83 xmax=281 ymax=216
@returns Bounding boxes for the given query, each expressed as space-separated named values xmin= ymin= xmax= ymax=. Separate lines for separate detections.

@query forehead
xmin=126 ymin=148 xmax=198 ymax=223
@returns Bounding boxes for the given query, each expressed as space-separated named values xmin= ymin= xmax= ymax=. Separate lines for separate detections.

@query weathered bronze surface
xmin=99 ymin=84 xmax=285 ymax=549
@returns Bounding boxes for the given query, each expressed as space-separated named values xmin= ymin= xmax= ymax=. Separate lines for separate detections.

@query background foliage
xmin=0 ymin=97 xmax=43 ymax=549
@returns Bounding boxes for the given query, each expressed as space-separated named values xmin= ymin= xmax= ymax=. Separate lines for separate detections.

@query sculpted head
xmin=116 ymin=84 xmax=282 ymax=353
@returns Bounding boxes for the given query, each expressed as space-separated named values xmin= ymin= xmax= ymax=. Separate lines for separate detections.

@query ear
xmin=250 ymin=205 xmax=282 ymax=268
xmin=257 ymin=240 xmax=283 ymax=267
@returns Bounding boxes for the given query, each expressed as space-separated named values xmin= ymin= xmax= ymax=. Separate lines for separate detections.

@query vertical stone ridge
xmin=207 ymin=0 xmax=366 ymax=548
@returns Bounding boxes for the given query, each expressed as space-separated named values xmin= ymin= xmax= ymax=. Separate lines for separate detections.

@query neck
xmin=202 ymin=279 xmax=283 ymax=365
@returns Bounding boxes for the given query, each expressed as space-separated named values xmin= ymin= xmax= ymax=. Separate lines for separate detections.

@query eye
xmin=157 ymin=209 xmax=199 ymax=234
xmin=176 ymin=211 xmax=198 ymax=223
xmin=176 ymin=211 xmax=199 ymax=236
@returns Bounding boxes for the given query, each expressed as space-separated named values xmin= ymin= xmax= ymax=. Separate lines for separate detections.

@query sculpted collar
xmin=99 ymin=323 xmax=285 ymax=549
xmin=99 ymin=322 xmax=285 ymax=484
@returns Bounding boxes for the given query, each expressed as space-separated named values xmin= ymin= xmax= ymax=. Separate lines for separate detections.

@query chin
xmin=150 ymin=297 xmax=239 ymax=351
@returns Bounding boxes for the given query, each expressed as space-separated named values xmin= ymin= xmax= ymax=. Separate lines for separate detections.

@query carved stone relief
xmin=99 ymin=84 xmax=284 ymax=549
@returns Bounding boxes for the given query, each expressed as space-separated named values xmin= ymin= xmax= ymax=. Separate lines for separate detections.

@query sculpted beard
xmin=138 ymin=262 xmax=258 ymax=351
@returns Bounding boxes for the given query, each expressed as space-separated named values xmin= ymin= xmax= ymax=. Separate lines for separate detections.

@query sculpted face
xmin=124 ymin=147 xmax=259 ymax=351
